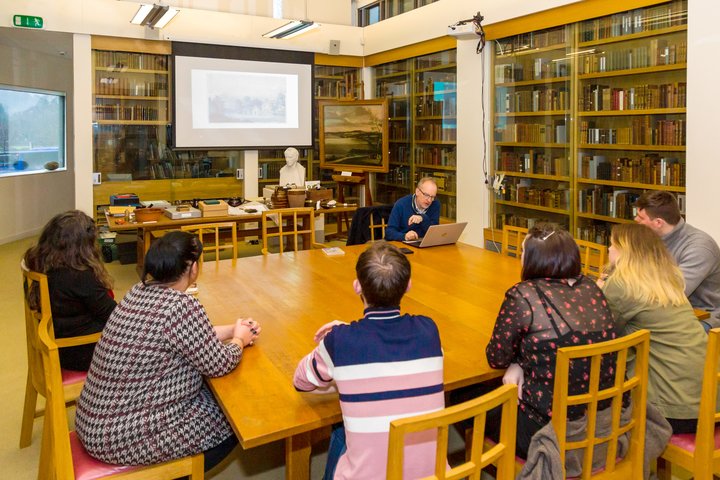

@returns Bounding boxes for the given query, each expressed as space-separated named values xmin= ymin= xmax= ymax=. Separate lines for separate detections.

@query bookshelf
xmin=373 ymin=49 xmax=458 ymax=220
xmin=374 ymin=59 xmax=413 ymax=206
xmin=92 ymin=49 xmax=170 ymax=182
xmin=492 ymin=24 xmax=573 ymax=232
xmin=491 ymin=0 xmax=687 ymax=244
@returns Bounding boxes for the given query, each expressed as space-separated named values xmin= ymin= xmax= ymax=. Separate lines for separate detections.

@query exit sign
xmin=13 ymin=15 xmax=43 ymax=29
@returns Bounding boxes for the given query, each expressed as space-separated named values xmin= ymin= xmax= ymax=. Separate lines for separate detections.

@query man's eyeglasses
xmin=416 ymin=187 xmax=436 ymax=201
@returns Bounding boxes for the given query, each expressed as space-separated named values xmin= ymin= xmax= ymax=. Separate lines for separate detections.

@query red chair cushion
xmin=60 ymin=369 xmax=86 ymax=386
xmin=70 ymin=431 xmax=139 ymax=480
xmin=667 ymin=426 xmax=720 ymax=453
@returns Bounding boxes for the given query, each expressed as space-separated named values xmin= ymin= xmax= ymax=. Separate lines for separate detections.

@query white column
xmin=73 ymin=33 xmax=93 ymax=215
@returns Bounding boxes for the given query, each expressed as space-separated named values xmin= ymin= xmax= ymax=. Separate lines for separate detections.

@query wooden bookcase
xmin=373 ymin=49 xmax=457 ymax=220
xmin=490 ymin=0 xmax=687 ymax=243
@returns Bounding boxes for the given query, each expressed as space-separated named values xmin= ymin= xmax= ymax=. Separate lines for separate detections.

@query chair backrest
xmin=22 ymin=269 xmax=51 ymax=400
xmin=387 ymin=384 xmax=518 ymax=480
xmin=692 ymin=328 xmax=720 ymax=470
xmin=551 ymin=329 xmax=650 ymax=479
xmin=369 ymin=211 xmax=388 ymax=242
xmin=575 ymin=239 xmax=608 ymax=280
xmin=181 ymin=222 xmax=238 ymax=266
xmin=262 ymin=207 xmax=315 ymax=254
xmin=37 ymin=311 xmax=75 ymax=478
xmin=501 ymin=225 xmax=528 ymax=259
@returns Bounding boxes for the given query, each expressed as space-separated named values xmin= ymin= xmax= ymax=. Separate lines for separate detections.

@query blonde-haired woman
xmin=602 ymin=223 xmax=706 ymax=433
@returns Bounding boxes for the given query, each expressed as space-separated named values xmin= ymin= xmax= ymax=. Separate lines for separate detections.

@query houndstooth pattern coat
xmin=75 ymin=282 xmax=242 ymax=465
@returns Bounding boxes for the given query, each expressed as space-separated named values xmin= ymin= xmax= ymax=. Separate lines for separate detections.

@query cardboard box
xmin=164 ymin=206 xmax=201 ymax=220
xmin=199 ymin=200 xmax=229 ymax=217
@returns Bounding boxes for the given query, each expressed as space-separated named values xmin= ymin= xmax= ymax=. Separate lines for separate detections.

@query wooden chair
xmin=369 ymin=211 xmax=388 ymax=242
xmin=181 ymin=222 xmax=238 ymax=266
xmin=386 ymin=384 xmax=518 ymax=480
xmin=262 ymin=207 xmax=321 ymax=254
xmin=575 ymin=239 xmax=608 ymax=280
xmin=657 ymin=328 xmax=720 ymax=480
xmin=20 ymin=269 xmax=100 ymax=449
xmin=501 ymin=225 xmax=528 ymax=259
xmin=550 ymin=329 xmax=650 ymax=479
xmin=35 ymin=309 xmax=204 ymax=479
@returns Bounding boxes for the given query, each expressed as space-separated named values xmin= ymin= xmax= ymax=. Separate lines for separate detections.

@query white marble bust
xmin=279 ymin=147 xmax=306 ymax=187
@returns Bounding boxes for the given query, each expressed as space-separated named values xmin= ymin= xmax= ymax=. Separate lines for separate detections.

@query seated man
xmin=385 ymin=177 xmax=440 ymax=241
xmin=635 ymin=190 xmax=720 ymax=329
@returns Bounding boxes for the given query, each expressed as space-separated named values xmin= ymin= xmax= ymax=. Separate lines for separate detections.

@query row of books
xmin=415 ymin=146 xmax=456 ymax=167
xmin=389 ymin=124 xmax=408 ymax=142
xmin=579 ymin=82 xmax=687 ymax=111
xmin=94 ymin=51 xmax=167 ymax=71
xmin=315 ymin=73 xmax=361 ymax=99
xmin=578 ymin=187 xmax=639 ymax=219
xmin=377 ymin=81 xmax=410 ymax=97
xmin=494 ymin=60 xmax=569 ymax=84
xmin=417 ymin=171 xmax=456 ymax=193
xmin=497 ymin=88 xmax=569 ymax=113
xmin=497 ymin=151 xmax=568 ymax=177
xmin=415 ymin=76 xmax=456 ymax=95
xmin=94 ymin=105 xmax=166 ymax=121
xmin=579 ymin=1 xmax=687 ymax=42
xmin=258 ymin=148 xmax=311 ymax=160
xmin=416 ymin=51 xmax=456 ymax=70
xmin=378 ymin=166 xmax=411 ymax=185
xmin=580 ymin=118 xmax=686 ymax=146
xmin=579 ymin=153 xmax=685 ymax=186
xmin=415 ymin=97 xmax=456 ymax=117
xmin=390 ymin=145 xmax=411 ymax=163
xmin=579 ymin=39 xmax=687 ymax=75
xmin=96 ymin=78 xmax=168 ymax=97
xmin=259 ymin=161 xmax=308 ymax=180
xmin=499 ymin=183 xmax=570 ymax=210
xmin=495 ymin=122 xmax=567 ymax=144
xmin=439 ymin=196 xmax=457 ymax=219
xmin=495 ymin=26 xmax=567 ymax=55
xmin=576 ymin=224 xmax=611 ymax=245
xmin=415 ymin=124 xmax=457 ymax=142
xmin=389 ymin=100 xmax=409 ymax=117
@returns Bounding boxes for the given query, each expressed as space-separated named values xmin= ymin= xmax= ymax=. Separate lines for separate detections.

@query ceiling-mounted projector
xmin=448 ymin=22 xmax=479 ymax=38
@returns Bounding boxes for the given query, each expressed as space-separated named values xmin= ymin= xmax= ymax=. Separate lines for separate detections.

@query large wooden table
xmin=198 ymin=242 xmax=522 ymax=479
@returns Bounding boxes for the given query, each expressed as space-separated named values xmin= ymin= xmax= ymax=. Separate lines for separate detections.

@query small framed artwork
xmin=318 ymin=99 xmax=389 ymax=173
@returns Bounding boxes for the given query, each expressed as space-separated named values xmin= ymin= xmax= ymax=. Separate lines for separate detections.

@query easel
xmin=331 ymin=171 xmax=372 ymax=237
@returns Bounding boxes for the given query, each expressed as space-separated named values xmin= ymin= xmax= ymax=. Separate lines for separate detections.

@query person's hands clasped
xmin=233 ymin=318 xmax=261 ymax=348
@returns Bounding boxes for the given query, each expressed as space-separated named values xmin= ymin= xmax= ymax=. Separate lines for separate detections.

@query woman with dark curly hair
xmin=23 ymin=210 xmax=116 ymax=371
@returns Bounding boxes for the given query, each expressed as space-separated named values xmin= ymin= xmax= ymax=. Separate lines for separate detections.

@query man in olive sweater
xmin=635 ymin=191 xmax=720 ymax=329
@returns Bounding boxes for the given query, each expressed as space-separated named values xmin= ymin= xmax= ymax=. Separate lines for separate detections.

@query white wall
xmin=0 ymin=28 xmax=75 ymax=244
xmin=686 ymin=0 xmax=720 ymax=242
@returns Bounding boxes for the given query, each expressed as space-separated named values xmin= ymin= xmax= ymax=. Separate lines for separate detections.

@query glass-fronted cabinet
xmin=374 ymin=59 xmax=412 ymax=205
xmin=372 ymin=49 xmax=457 ymax=219
xmin=492 ymin=25 xmax=573 ymax=231
xmin=414 ymin=50 xmax=457 ymax=219
xmin=575 ymin=1 xmax=687 ymax=243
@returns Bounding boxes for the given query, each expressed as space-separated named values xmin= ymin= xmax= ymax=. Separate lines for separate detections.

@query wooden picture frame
xmin=318 ymin=99 xmax=389 ymax=173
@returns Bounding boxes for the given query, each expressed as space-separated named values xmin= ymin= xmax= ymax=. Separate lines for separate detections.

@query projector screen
xmin=174 ymin=54 xmax=313 ymax=149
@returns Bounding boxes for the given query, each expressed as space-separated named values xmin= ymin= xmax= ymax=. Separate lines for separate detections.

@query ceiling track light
xmin=130 ymin=4 xmax=179 ymax=29
xmin=262 ymin=20 xmax=319 ymax=39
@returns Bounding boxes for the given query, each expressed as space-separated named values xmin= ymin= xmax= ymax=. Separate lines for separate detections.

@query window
xmin=359 ymin=2 xmax=381 ymax=26
xmin=0 ymin=85 xmax=66 ymax=177
xmin=357 ymin=0 xmax=439 ymax=26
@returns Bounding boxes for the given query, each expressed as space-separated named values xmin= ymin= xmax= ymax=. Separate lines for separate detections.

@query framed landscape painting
xmin=319 ymin=99 xmax=389 ymax=173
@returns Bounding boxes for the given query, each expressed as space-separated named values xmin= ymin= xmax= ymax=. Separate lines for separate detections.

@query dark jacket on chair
xmin=346 ymin=205 xmax=393 ymax=246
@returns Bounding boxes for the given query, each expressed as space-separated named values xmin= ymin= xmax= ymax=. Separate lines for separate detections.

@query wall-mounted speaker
xmin=329 ymin=40 xmax=340 ymax=55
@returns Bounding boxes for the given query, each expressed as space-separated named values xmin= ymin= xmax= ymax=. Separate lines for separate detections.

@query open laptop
xmin=403 ymin=222 xmax=468 ymax=248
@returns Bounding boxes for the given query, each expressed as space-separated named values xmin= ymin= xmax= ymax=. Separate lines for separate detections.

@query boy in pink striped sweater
xmin=293 ymin=241 xmax=444 ymax=479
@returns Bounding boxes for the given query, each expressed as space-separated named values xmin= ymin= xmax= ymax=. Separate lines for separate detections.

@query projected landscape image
xmin=207 ymin=72 xmax=287 ymax=124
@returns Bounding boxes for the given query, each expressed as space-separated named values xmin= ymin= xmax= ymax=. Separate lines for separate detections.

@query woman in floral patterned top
xmin=485 ymin=223 xmax=618 ymax=458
